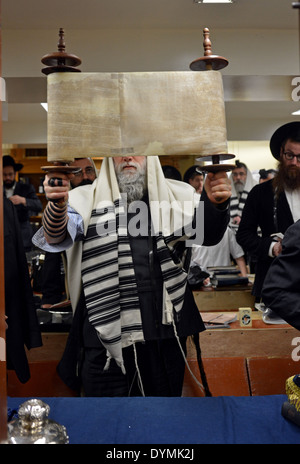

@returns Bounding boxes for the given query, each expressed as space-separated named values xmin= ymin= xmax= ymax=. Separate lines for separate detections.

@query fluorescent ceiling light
xmin=41 ymin=103 xmax=48 ymax=111
xmin=194 ymin=0 xmax=233 ymax=3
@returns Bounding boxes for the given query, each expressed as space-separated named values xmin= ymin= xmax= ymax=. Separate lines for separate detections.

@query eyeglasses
xmin=283 ymin=152 xmax=300 ymax=163
xmin=232 ymin=170 xmax=246 ymax=177
xmin=73 ymin=167 xmax=95 ymax=177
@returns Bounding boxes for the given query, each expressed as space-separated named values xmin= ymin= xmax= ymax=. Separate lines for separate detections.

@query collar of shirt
xmin=4 ymin=182 xmax=16 ymax=198
xmin=285 ymin=188 xmax=300 ymax=222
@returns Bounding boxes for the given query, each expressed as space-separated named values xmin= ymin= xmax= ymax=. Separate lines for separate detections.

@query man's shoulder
xmin=248 ymin=178 xmax=274 ymax=197
xmin=69 ymin=182 xmax=94 ymax=199
xmin=15 ymin=181 xmax=36 ymax=195
xmin=284 ymin=219 xmax=300 ymax=242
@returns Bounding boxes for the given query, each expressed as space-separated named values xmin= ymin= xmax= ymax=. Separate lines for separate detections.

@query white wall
xmin=3 ymin=28 xmax=298 ymax=77
xmin=227 ymin=140 xmax=277 ymax=172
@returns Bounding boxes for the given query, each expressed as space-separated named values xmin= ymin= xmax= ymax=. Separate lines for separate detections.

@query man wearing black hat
xmin=261 ymin=217 xmax=300 ymax=329
xmin=3 ymin=155 xmax=42 ymax=251
xmin=237 ymin=121 xmax=300 ymax=304
xmin=183 ymin=165 xmax=205 ymax=194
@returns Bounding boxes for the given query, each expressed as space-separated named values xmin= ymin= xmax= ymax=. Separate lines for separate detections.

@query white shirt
xmin=269 ymin=188 xmax=300 ymax=257
xmin=285 ymin=189 xmax=300 ymax=222
xmin=4 ymin=182 xmax=16 ymax=199
xmin=191 ymin=227 xmax=244 ymax=269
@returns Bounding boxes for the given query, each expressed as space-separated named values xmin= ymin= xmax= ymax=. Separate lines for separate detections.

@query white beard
xmin=234 ymin=181 xmax=245 ymax=197
xmin=115 ymin=159 xmax=147 ymax=204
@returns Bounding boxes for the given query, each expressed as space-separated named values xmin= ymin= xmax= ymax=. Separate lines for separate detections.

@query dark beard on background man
xmin=4 ymin=180 xmax=15 ymax=189
xmin=273 ymin=161 xmax=300 ymax=193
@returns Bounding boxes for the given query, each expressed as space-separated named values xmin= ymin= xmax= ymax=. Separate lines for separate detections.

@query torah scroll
xmin=47 ymin=71 xmax=227 ymax=161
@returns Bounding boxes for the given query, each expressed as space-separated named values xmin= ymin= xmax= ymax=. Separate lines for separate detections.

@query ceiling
xmin=1 ymin=0 xmax=300 ymax=148
xmin=2 ymin=0 xmax=298 ymax=31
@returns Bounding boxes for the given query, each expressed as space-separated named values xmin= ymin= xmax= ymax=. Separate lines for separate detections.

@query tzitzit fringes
xmin=171 ymin=317 xmax=205 ymax=396
xmin=132 ymin=340 xmax=145 ymax=397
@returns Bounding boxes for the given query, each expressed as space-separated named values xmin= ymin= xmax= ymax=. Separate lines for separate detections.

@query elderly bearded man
xmin=228 ymin=160 xmax=257 ymax=233
xmin=34 ymin=155 xmax=231 ymax=397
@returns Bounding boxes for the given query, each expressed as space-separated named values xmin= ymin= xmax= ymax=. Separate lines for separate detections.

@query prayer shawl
xmin=229 ymin=168 xmax=257 ymax=233
xmin=67 ymin=156 xmax=199 ymax=372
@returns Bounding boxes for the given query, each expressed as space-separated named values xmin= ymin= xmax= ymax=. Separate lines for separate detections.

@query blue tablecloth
xmin=7 ymin=395 xmax=300 ymax=445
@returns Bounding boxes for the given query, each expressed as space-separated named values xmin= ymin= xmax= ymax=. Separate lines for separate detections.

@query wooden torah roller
xmin=41 ymin=28 xmax=81 ymax=75
xmin=190 ymin=28 xmax=228 ymax=72
xmin=41 ymin=165 xmax=82 ymax=174
xmin=41 ymin=30 xmax=82 ymax=178
xmin=196 ymin=154 xmax=235 ymax=173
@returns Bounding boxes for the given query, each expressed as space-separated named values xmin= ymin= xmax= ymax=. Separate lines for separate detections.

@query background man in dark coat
xmin=262 ymin=219 xmax=300 ymax=329
xmin=4 ymin=197 xmax=42 ymax=383
xmin=237 ymin=121 xmax=300 ymax=303
xmin=3 ymin=155 xmax=42 ymax=251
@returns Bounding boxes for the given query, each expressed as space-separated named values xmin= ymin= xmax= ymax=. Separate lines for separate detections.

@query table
xmin=28 ymin=312 xmax=298 ymax=364
xmin=197 ymin=312 xmax=299 ymax=358
xmin=7 ymin=395 xmax=300 ymax=445
xmin=193 ymin=286 xmax=255 ymax=312
xmin=12 ymin=312 xmax=298 ymax=398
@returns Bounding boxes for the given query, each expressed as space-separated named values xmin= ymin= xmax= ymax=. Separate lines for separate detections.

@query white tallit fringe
xmin=120 ymin=313 xmax=205 ymax=397
xmin=69 ymin=156 xmax=198 ymax=372
xmin=132 ymin=341 xmax=145 ymax=397
xmin=128 ymin=314 xmax=205 ymax=398
xmin=171 ymin=318 xmax=205 ymax=396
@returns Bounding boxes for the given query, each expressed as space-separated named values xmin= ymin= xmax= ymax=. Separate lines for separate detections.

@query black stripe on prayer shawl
xmin=100 ymin=334 xmax=122 ymax=345
xmin=86 ymin=295 xmax=120 ymax=308
xmin=83 ymin=221 xmax=118 ymax=241
xmin=85 ymin=289 xmax=120 ymax=306
xmin=82 ymin=242 xmax=117 ymax=261
xmin=239 ymin=200 xmax=247 ymax=207
xmin=155 ymin=235 xmax=187 ymax=311
xmin=90 ymin=203 xmax=115 ymax=216
xmin=82 ymin=270 xmax=119 ymax=286
xmin=86 ymin=282 xmax=141 ymax=303
xmin=122 ymin=324 xmax=145 ymax=334
xmin=230 ymin=191 xmax=249 ymax=219
xmin=82 ymin=256 xmax=117 ymax=271
xmin=90 ymin=311 xmax=120 ymax=326
xmin=82 ymin=261 xmax=119 ymax=285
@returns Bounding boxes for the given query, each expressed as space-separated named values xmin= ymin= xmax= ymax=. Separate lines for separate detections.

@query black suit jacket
xmin=236 ymin=179 xmax=294 ymax=298
xmin=262 ymin=220 xmax=300 ymax=330
xmin=4 ymin=197 xmax=42 ymax=382
xmin=4 ymin=181 xmax=42 ymax=250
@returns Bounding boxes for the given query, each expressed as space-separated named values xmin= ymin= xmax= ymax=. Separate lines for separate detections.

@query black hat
xmin=3 ymin=155 xmax=23 ymax=171
xmin=162 ymin=165 xmax=182 ymax=181
xmin=270 ymin=121 xmax=300 ymax=160
xmin=183 ymin=165 xmax=204 ymax=184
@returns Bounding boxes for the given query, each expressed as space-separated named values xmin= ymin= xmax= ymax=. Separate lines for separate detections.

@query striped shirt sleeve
xmin=32 ymin=206 xmax=84 ymax=252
